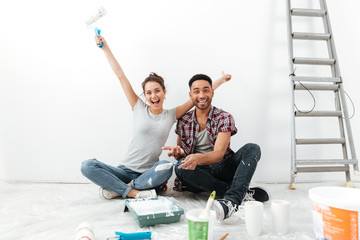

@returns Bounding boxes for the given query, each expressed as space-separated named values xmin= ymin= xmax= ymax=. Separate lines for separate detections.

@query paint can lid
xmin=309 ymin=186 xmax=360 ymax=211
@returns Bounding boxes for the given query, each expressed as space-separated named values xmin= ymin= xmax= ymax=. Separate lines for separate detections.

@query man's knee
xmin=174 ymin=166 xmax=187 ymax=180
xmin=244 ymin=143 xmax=261 ymax=162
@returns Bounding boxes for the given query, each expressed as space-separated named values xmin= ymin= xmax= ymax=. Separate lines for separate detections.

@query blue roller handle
xmin=115 ymin=231 xmax=152 ymax=240
xmin=94 ymin=27 xmax=103 ymax=48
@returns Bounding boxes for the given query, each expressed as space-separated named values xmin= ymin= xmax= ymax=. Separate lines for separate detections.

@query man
xmin=163 ymin=74 xmax=269 ymax=220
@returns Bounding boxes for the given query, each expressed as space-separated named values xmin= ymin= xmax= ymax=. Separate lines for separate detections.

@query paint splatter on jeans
xmin=175 ymin=143 xmax=261 ymax=205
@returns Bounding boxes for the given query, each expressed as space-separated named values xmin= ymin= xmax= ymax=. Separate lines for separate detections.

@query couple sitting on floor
xmin=81 ymin=34 xmax=269 ymax=221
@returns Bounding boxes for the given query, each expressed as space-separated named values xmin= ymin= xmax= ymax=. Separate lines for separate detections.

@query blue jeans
xmin=81 ymin=159 xmax=173 ymax=198
xmin=175 ymin=143 xmax=261 ymax=205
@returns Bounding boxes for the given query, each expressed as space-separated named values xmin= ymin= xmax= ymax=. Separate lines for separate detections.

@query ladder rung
xmin=296 ymin=138 xmax=346 ymax=145
xmin=297 ymin=166 xmax=349 ymax=173
xmin=291 ymin=76 xmax=341 ymax=83
xmin=297 ymin=159 xmax=358 ymax=165
xmin=293 ymin=32 xmax=331 ymax=40
xmin=294 ymin=83 xmax=339 ymax=91
xmin=293 ymin=57 xmax=335 ymax=65
xmin=291 ymin=8 xmax=326 ymax=17
xmin=295 ymin=111 xmax=342 ymax=117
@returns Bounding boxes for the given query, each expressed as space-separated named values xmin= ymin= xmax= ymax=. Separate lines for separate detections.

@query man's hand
xmin=162 ymin=146 xmax=186 ymax=160
xmin=213 ymin=71 xmax=232 ymax=90
xmin=178 ymin=154 xmax=202 ymax=170
xmin=220 ymin=71 xmax=232 ymax=83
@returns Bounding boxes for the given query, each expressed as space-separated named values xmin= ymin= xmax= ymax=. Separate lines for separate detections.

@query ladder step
xmin=291 ymin=76 xmax=341 ymax=83
xmin=296 ymin=138 xmax=346 ymax=145
xmin=297 ymin=159 xmax=358 ymax=165
xmin=297 ymin=166 xmax=349 ymax=173
xmin=294 ymin=83 xmax=339 ymax=91
xmin=293 ymin=57 xmax=335 ymax=65
xmin=293 ymin=32 xmax=331 ymax=40
xmin=291 ymin=8 xmax=326 ymax=17
xmin=295 ymin=111 xmax=342 ymax=117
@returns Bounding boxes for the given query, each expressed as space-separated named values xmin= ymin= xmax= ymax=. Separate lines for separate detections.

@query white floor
xmin=1 ymin=179 xmax=359 ymax=240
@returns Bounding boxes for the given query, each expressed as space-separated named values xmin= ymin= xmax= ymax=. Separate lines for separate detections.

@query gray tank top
xmin=193 ymin=129 xmax=213 ymax=154
xmin=119 ymin=98 xmax=176 ymax=173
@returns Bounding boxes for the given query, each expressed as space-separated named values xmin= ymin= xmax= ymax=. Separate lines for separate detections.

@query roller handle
xmin=94 ymin=28 xmax=103 ymax=48
xmin=115 ymin=231 xmax=152 ymax=240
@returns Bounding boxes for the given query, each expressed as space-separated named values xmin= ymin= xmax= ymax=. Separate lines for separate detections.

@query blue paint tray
xmin=124 ymin=197 xmax=184 ymax=227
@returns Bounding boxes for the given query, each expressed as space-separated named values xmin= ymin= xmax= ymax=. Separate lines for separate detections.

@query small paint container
xmin=186 ymin=208 xmax=215 ymax=240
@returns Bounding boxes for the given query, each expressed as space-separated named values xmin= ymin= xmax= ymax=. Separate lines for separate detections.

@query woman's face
xmin=144 ymin=81 xmax=166 ymax=114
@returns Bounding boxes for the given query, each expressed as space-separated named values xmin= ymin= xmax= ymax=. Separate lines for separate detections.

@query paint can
xmin=76 ymin=222 xmax=95 ymax=240
xmin=186 ymin=209 xmax=215 ymax=240
xmin=309 ymin=186 xmax=360 ymax=240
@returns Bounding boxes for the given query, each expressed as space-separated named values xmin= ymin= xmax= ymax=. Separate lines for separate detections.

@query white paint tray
xmin=124 ymin=197 xmax=184 ymax=227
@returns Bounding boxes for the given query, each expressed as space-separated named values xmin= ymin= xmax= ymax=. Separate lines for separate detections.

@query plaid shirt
xmin=175 ymin=105 xmax=237 ymax=159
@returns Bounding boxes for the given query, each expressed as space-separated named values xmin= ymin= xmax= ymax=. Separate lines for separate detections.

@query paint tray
xmin=124 ymin=196 xmax=184 ymax=227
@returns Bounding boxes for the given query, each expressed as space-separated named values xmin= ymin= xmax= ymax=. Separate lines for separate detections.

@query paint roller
xmin=106 ymin=231 xmax=152 ymax=240
xmin=85 ymin=6 xmax=107 ymax=48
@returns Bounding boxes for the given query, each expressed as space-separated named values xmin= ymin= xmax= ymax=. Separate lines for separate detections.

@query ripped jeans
xmin=175 ymin=143 xmax=261 ymax=205
xmin=81 ymin=159 xmax=173 ymax=198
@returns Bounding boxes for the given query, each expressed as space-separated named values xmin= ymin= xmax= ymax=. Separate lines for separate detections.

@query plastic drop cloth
xmin=2 ymin=180 xmax=353 ymax=240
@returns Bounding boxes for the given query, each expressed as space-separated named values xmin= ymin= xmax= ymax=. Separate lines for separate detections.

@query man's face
xmin=189 ymin=80 xmax=214 ymax=110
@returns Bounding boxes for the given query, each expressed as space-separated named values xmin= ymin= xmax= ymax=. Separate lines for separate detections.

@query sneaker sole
xmin=213 ymin=200 xmax=225 ymax=221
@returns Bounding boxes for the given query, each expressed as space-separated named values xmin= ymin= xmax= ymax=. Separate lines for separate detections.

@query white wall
xmin=1 ymin=0 xmax=359 ymax=183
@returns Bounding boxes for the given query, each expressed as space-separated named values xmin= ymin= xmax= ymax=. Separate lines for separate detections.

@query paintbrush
xmin=220 ymin=233 xmax=229 ymax=240
xmin=199 ymin=190 xmax=216 ymax=218
xmin=154 ymin=162 xmax=183 ymax=171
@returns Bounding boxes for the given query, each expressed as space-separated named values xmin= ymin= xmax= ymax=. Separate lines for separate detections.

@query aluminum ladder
xmin=286 ymin=0 xmax=359 ymax=189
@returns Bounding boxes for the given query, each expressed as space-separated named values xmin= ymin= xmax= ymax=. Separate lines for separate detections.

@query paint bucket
xmin=186 ymin=209 xmax=215 ymax=240
xmin=309 ymin=186 xmax=360 ymax=240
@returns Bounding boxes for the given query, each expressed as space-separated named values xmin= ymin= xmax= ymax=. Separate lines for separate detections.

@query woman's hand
xmin=94 ymin=34 xmax=107 ymax=49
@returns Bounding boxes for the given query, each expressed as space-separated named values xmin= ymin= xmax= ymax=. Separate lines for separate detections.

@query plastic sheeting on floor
xmin=1 ymin=180 xmax=358 ymax=240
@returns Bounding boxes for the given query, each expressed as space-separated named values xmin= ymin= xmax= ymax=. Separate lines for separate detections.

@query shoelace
xmin=243 ymin=189 xmax=255 ymax=201
xmin=224 ymin=201 xmax=237 ymax=218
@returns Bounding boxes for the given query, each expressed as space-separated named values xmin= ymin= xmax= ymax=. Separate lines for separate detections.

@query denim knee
xmin=174 ymin=166 xmax=187 ymax=180
xmin=81 ymin=158 xmax=97 ymax=177
xmin=243 ymin=143 xmax=261 ymax=162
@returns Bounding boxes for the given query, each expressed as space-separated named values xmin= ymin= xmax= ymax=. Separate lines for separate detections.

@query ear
xmin=212 ymin=89 xmax=214 ymax=96
xmin=188 ymin=91 xmax=191 ymax=98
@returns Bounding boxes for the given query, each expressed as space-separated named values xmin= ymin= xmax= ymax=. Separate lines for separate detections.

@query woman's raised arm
xmin=95 ymin=35 xmax=138 ymax=108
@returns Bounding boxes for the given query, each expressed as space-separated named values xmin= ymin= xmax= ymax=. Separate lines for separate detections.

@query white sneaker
xmin=99 ymin=187 xmax=121 ymax=200
xmin=213 ymin=199 xmax=238 ymax=221
xmin=135 ymin=189 xmax=157 ymax=199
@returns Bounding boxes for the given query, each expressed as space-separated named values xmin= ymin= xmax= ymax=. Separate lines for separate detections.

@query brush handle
xmin=199 ymin=191 xmax=216 ymax=218
xmin=94 ymin=28 xmax=103 ymax=48
xmin=199 ymin=199 xmax=214 ymax=218
xmin=204 ymin=198 xmax=214 ymax=212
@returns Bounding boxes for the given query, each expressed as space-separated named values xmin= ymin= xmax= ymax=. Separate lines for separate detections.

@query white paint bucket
xmin=309 ymin=186 xmax=360 ymax=240
xmin=186 ymin=209 xmax=215 ymax=240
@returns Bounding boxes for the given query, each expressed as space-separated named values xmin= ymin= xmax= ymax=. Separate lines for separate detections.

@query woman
xmin=81 ymin=34 xmax=231 ymax=200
